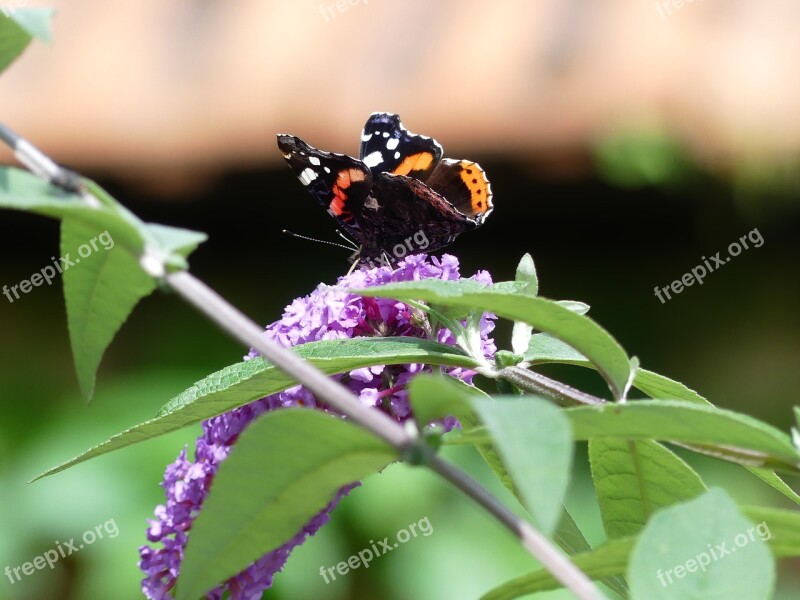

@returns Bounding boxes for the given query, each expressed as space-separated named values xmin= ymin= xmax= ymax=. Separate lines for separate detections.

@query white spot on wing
xmin=382 ymin=132 xmax=389 ymax=138
xmin=299 ymin=168 xmax=318 ymax=185
xmin=363 ymin=151 xmax=383 ymax=168
xmin=324 ymin=166 xmax=331 ymax=173
xmin=361 ymin=132 xmax=373 ymax=142
xmin=309 ymin=156 xmax=320 ymax=166
xmin=386 ymin=138 xmax=399 ymax=150
xmin=394 ymin=151 xmax=401 ymax=159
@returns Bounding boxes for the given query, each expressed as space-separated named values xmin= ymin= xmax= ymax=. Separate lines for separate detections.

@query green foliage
xmin=0 ymin=7 xmax=53 ymax=73
xmin=34 ymin=338 xmax=475 ymax=481
xmin=481 ymin=503 xmax=800 ymax=599
xmin=61 ymin=219 xmax=157 ymax=400
xmin=568 ymin=401 xmax=800 ymax=470
xmin=511 ymin=253 xmax=538 ymax=354
xmin=352 ymin=278 xmax=632 ymax=400
xmin=3 ymin=144 xmax=797 ymax=598
xmin=0 ymin=168 xmax=206 ymax=401
xmin=471 ymin=396 xmax=573 ymax=536
xmin=629 ymin=489 xmax=775 ymax=600
xmin=590 ymin=439 xmax=706 ymax=539
xmin=176 ymin=408 xmax=397 ymax=600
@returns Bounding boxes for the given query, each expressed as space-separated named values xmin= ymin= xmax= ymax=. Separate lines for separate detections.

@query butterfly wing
xmin=359 ymin=113 xmax=443 ymax=181
xmin=355 ymin=172 xmax=479 ymax=260
xmin=277 ymin=134 xmax=373 ymax=242
xmin=424 ymin=158 xmax=493 ymax=225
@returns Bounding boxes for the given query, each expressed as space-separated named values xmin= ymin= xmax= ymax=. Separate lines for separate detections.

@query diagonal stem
xmin=499 ymin=365 xmax=607 ymax=406
xmin=166 ymin=271 xmax=605 ymax=600
xmin=1 ymin=122 xmax=605 ymax=600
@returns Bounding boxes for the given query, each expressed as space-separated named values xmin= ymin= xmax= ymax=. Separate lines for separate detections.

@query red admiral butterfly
xmin=277 ymin=113 xmax=493 ymax=266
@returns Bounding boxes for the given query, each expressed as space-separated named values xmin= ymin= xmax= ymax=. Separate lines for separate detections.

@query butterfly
xmin=277 ymin=112 xmax=492 ymax=267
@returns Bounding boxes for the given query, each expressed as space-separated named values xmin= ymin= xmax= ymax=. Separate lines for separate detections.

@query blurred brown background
xmin=1 ymin=1 xmax=800 ymax=599
xmin=4 ymin=0 xmax=800 ymax=184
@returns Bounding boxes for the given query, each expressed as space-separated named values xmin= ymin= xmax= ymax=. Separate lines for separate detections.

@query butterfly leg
xmin=346 ymin=252 xmax=362 ymax=276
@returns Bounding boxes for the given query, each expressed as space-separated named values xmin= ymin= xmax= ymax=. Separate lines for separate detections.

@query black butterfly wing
xmin=277 ymin=134 xmax=373 ymax=242
xmin=355 ymin=172 xmax=479 ymax=260
xmin=359 ymin=113 xmax=443 ymax=181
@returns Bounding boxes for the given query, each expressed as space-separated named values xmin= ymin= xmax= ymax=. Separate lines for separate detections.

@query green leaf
xmin=407 ymin=374 xmax=482 ymax=428
xmin=554 ymin=509 xmax=592 ymax=556
xmin=747 ymin=468 xmax=800 ymax=505
xmin=740 ymin=505 xmax=800 ymax=557
xmin=555 ymin=509 xmax=630 ymax=598
xmin=354 ymin=279 xmax=631 ymax=399
xmin=0 ymin=168 xmax=206 ymax=401
xmin=480 ymin=537 xmax=635 ymax=600
xmin=633 ymin=372 xmax=799 ymax=504
xmin=144 ymin=222 xmax=207 ymax=259
xmin=416 ymin=377 xmax=630 ymax=595
xmin=590 ymin=438 xmax=707 ymax=539
xmin=628 ymin=488 xmax=775 ymax=600
xmin=481 ymin=505 xmax=800 ymax=600
xmin=519 ymin=339 xmax=800 ymax=504
xmin=176 ymin=408 xmax=396 ymax=600
xmin=0 ymin=8 xmax=53 ymax=73
xmin=524 ymin=333 xmax=588 ymax=364
xmin=515 ymin=253 xmax=538 ymax=296
xmin=471 ymin=396 xmax=573 ymax=536
xmin=455 ymin=399 xmax=800 ymax=471
xmin=556 ymin=300 xmax=590 ymax=315
xmin=0 ymin=167 xmax=148 ymax=256
xmin=61 ymin=219 xmax=157 ymax=401
xmin=33 ymin=337 xmax=477 ymax=481
xmin=5 ymin=7 xmax=53 ymax=41
xmin=567 ymin=400 xmax=800 ymax=471
xmin=511 ymin=325 xmax=532 ymax=357
xmin=0 ymin=168 xmax=206 ymax=269
xmin=517 ymin=335 xmax=704 ymax=407
xmin=510 ymin=254 xmax=537 ymax=354
xmin=632 ymin=369 xmax=706 ymax=405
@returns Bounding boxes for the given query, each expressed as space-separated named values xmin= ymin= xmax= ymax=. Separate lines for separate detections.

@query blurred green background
xmin=2 ymin=1 xmax=800 ymax=599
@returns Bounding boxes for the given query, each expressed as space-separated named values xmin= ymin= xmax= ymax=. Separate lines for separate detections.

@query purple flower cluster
xmin=139 ymin=254 xmax=496 ymax=599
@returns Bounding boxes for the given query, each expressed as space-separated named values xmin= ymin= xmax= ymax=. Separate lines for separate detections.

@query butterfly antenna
xmin=335 ymin=229 xmax=360 ymax=251
xmin=282 ymin=230 xmax=356 ymax=252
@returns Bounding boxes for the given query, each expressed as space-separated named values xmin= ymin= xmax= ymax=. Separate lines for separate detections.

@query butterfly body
xmin=277 ymin=113 xmax=492 ymax=265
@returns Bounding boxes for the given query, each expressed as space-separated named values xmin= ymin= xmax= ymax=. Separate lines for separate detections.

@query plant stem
xmin=165 ymin=270 xmax=411 ymax=449
xmin=0 ymin=124 xmax=603 ymax=599
xmin=165 ymin=270 xmax=604 ymax=600
xmin=428 ymin=457 xmax=605 ymax=600
xmin=499 ymin=365 xmax=607 ymax=406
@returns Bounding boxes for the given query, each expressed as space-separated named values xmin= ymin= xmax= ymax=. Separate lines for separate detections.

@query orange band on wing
xmin=458 ymin=161 xmax=493 ymax=215
xmin=392 ymin=152 xmax=435 ymax=176
xmin=330 ymin=168 xmax=367 ymax=215
xmin=330 ymin=185 xmax=347 ymax=215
